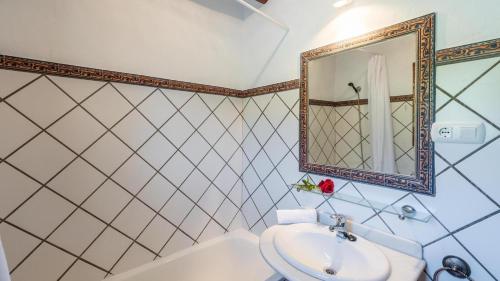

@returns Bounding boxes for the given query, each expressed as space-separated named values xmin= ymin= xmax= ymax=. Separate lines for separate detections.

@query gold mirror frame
xmin=299 ymin=14 xmax=436 ymax=194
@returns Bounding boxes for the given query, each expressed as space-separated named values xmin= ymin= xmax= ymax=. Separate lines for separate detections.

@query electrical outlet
xmin=431 ymin=122 xmax=486 ymax=144
xmin=438 ymin=127 xmax=452 ymax=139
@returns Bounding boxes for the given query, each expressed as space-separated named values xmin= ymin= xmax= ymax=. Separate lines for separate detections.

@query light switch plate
xmin=431 ymin=122 xmax=486 ymax=144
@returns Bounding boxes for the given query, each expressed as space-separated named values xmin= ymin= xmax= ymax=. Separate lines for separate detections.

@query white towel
xmin=0 ymin=236 xmax=10 ymax=281
xmin=276 ymin=209 xmax=317 ymax=225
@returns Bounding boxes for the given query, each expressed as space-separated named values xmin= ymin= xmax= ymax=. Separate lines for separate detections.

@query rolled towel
xmin=0 ymin=236 xmax=10 ymax=281
xmin=276 ymin=209 xmax=317 ymax=225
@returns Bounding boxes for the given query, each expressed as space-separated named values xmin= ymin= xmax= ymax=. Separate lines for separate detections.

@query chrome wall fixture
xmin=433 ymin=256 xmax=472 ymax=280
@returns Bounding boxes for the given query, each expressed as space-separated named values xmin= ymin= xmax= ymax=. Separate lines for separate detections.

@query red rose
xmin=318 ymin=179 xmax=334 ymax=193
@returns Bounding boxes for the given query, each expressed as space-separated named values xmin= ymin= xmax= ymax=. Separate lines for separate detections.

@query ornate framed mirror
xmin=299 ymin=14 xmax=435 ymax=194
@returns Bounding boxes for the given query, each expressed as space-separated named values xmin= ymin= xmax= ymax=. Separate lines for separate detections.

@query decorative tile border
xmin=299 ymin=13 xmax=436 ymax=194
xmin=243 ymin=79 xmax=300 ymax=96
xmin=0 ymin=55 xmax=302 ymax=98
xmin=436 ymin=38 xmax=500 ymax=65
xmin=0 ymin=55 xmax=244 ymax=97
xmin=309 ymin=94 xmax=414 ymax=107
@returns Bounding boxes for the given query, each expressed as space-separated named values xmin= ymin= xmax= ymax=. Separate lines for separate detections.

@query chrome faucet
xmin=329 ymin=214 xmax=356 ymax=241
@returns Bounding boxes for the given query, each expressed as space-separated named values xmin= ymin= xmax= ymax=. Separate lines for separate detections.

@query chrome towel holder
xmin=433 ymin=255 xmax=473 ymax=280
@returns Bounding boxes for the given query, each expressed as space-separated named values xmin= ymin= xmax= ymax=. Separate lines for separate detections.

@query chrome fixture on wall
xmin=433 ymin=256 xmax=473 ymax=280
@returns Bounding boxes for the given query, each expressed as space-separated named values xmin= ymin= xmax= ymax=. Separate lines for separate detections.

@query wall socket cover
xmin=431 ymin=122 xmax=486 ymax=144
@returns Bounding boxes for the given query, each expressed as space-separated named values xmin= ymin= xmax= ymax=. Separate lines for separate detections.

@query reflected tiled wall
xmin=0 ymin=70 xmax=244 ymax=281
xmin=308 ymin=101 xmax=415 ymax=175
xmin=308 ymin=104 xmax=370 ymax=169
xmin=240 ymin=57 xmax=500 ymax=280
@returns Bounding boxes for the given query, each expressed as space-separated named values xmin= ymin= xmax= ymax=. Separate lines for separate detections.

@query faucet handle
xmin=330 ymin=214 xmax=346 ymax=225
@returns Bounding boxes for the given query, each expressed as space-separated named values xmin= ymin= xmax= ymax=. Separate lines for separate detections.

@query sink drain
xmin=324 ymin=268 xmax=336 ymax=275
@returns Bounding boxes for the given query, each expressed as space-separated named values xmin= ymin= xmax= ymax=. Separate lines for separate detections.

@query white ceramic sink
xmin=270 ymin=223 xmax=390 ymax=281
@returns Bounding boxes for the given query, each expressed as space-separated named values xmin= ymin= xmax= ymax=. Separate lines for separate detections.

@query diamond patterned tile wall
xmin=0 ymin=71 xmax=245 ymax=281
xmin=240 ymin=57 xmax=500 ymax=280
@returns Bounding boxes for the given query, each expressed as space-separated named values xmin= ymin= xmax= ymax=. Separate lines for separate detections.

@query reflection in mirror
xmin=307 ymin=33 xmax=416 ymax=176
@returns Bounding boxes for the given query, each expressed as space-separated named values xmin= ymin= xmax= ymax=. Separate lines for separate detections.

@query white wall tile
xmin=0 ymin=103 xmax=40 ymax=158
xmin=198 ymin=150 xmax=226 ymax=181
xmin=48 ymin=107 xmax=106 ymax=153
xmin=7 ymin=77 xmax=76 ymax=128
xmin=11 ymin=243 xmax=74 ymax=281
xmin=48 ymin=158 xmax=106 ymax=205
xmin=8 ymin=133 xmax=75 ymax=183
xmin=455 ymin=213 xmax=500 ymax=278
xmin=161 ymin=89 xmax=193 ymax=109
xmin=160 ymin=191 xmax=194 ymax=226
xmin=213 ymin=165 xmax=239 ymax=195
xmin=8 ymin=188 xmax=75 ymax=238
xmin=179 ymin=132 xmax=211 ymax=165
xmin=198 ymin=220 xmax=225 ymax=242
xmin=48 ymin=209 xmax=106 ymax=255
xmin=137 ymin=174 xmax=176 ymax=212
xmin=0 ymin=70 xmax=38 ymax=99
xmin=0 ymin=163 xmax=39 ymax=218
xmin=137 ymin=132 xmax=176 ymax=170
xmin=81 ymin=84 xmax=132 ymax=128
xmin=180 ymin=95 xmax=211 ymax=128
xmin=213 ymin=98 xmax=239 ymax=129
xmin=160 ymin=112 xmax=195 ymax=147
xmin=82 ymin=180 xmax=132 ymax=223
xmin=82 ymin=227 xmax=132 ymax=271
xmin=137 ymin=216 xmax=175 ymax=253
xmin=0 ymin=223 xmax=40 ymax=270
xmin=159 ymin=230 xmax=194 ymax=257
xmin=112 ymin=155 xmax=156 ymax=195
xmin=137 ymin=90 xmax=176 ymax=127
xmin=82 ymin=132 xmax=133 ymax=176
xmin=160 ymin=152 xmax=194 ymax=186
xmin=456 ymin=139 xmax=500 ymax=204
xmin=112 ymin=243 xmax=155 ymax=274
xmin=179 ymin=207 xmax=210 ymax=238
xmin=59 ymin=260 xmax=106 ymax=281
xmin=48 ymin=76 xmax=105 ymax=103
xmin=112 ymin=83 xmax=155 ymax=106
xmin=436 ymin=57 xmax=499 ymax=96
xmin=112 ymin=199 xmax=155 ymax=238
xmin=200 ymin=94 xmax=225 ymax=111
xmin=198 ymin=115 xmax=226 ymax=145
xmin=180 ymin=169 xmax=211 ymax=202
xmin=213 ymin=132 xmax=239 ymax=161
xmin=417 ymin=169 xmax=498 ymax=231
xmin=214 ymin=199 xmax=239 ymax=228
xmin=112 ymin=110 xmax=156 ymax=150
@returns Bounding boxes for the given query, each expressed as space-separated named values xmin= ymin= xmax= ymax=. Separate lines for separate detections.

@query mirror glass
xmin=307 ymin=33 xmax=417 ymax=176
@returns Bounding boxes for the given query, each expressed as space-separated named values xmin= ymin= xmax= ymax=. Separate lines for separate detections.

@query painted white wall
xmin=241 ymin=0 xmax=500 ymax=87
xmin=0 ymin=0 xmax=250 ymax=89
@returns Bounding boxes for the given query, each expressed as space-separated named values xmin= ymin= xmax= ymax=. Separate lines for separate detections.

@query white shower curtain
xmin=367 ymin=55 xmax=397 ymax=174
xmin=0 ymin=236 xmax=11 ymax=281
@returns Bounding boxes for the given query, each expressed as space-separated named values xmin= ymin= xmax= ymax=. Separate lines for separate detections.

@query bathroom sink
xmin=271 ymin=223 xmax=390 ymax=281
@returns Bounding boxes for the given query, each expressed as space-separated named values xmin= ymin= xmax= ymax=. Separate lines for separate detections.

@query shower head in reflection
xmin=348 ymin=82 xmax=362 ymax=94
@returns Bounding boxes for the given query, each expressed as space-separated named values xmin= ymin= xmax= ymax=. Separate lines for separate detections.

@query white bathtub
xmin=105 ymin=229 xmax=283 ymax=281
